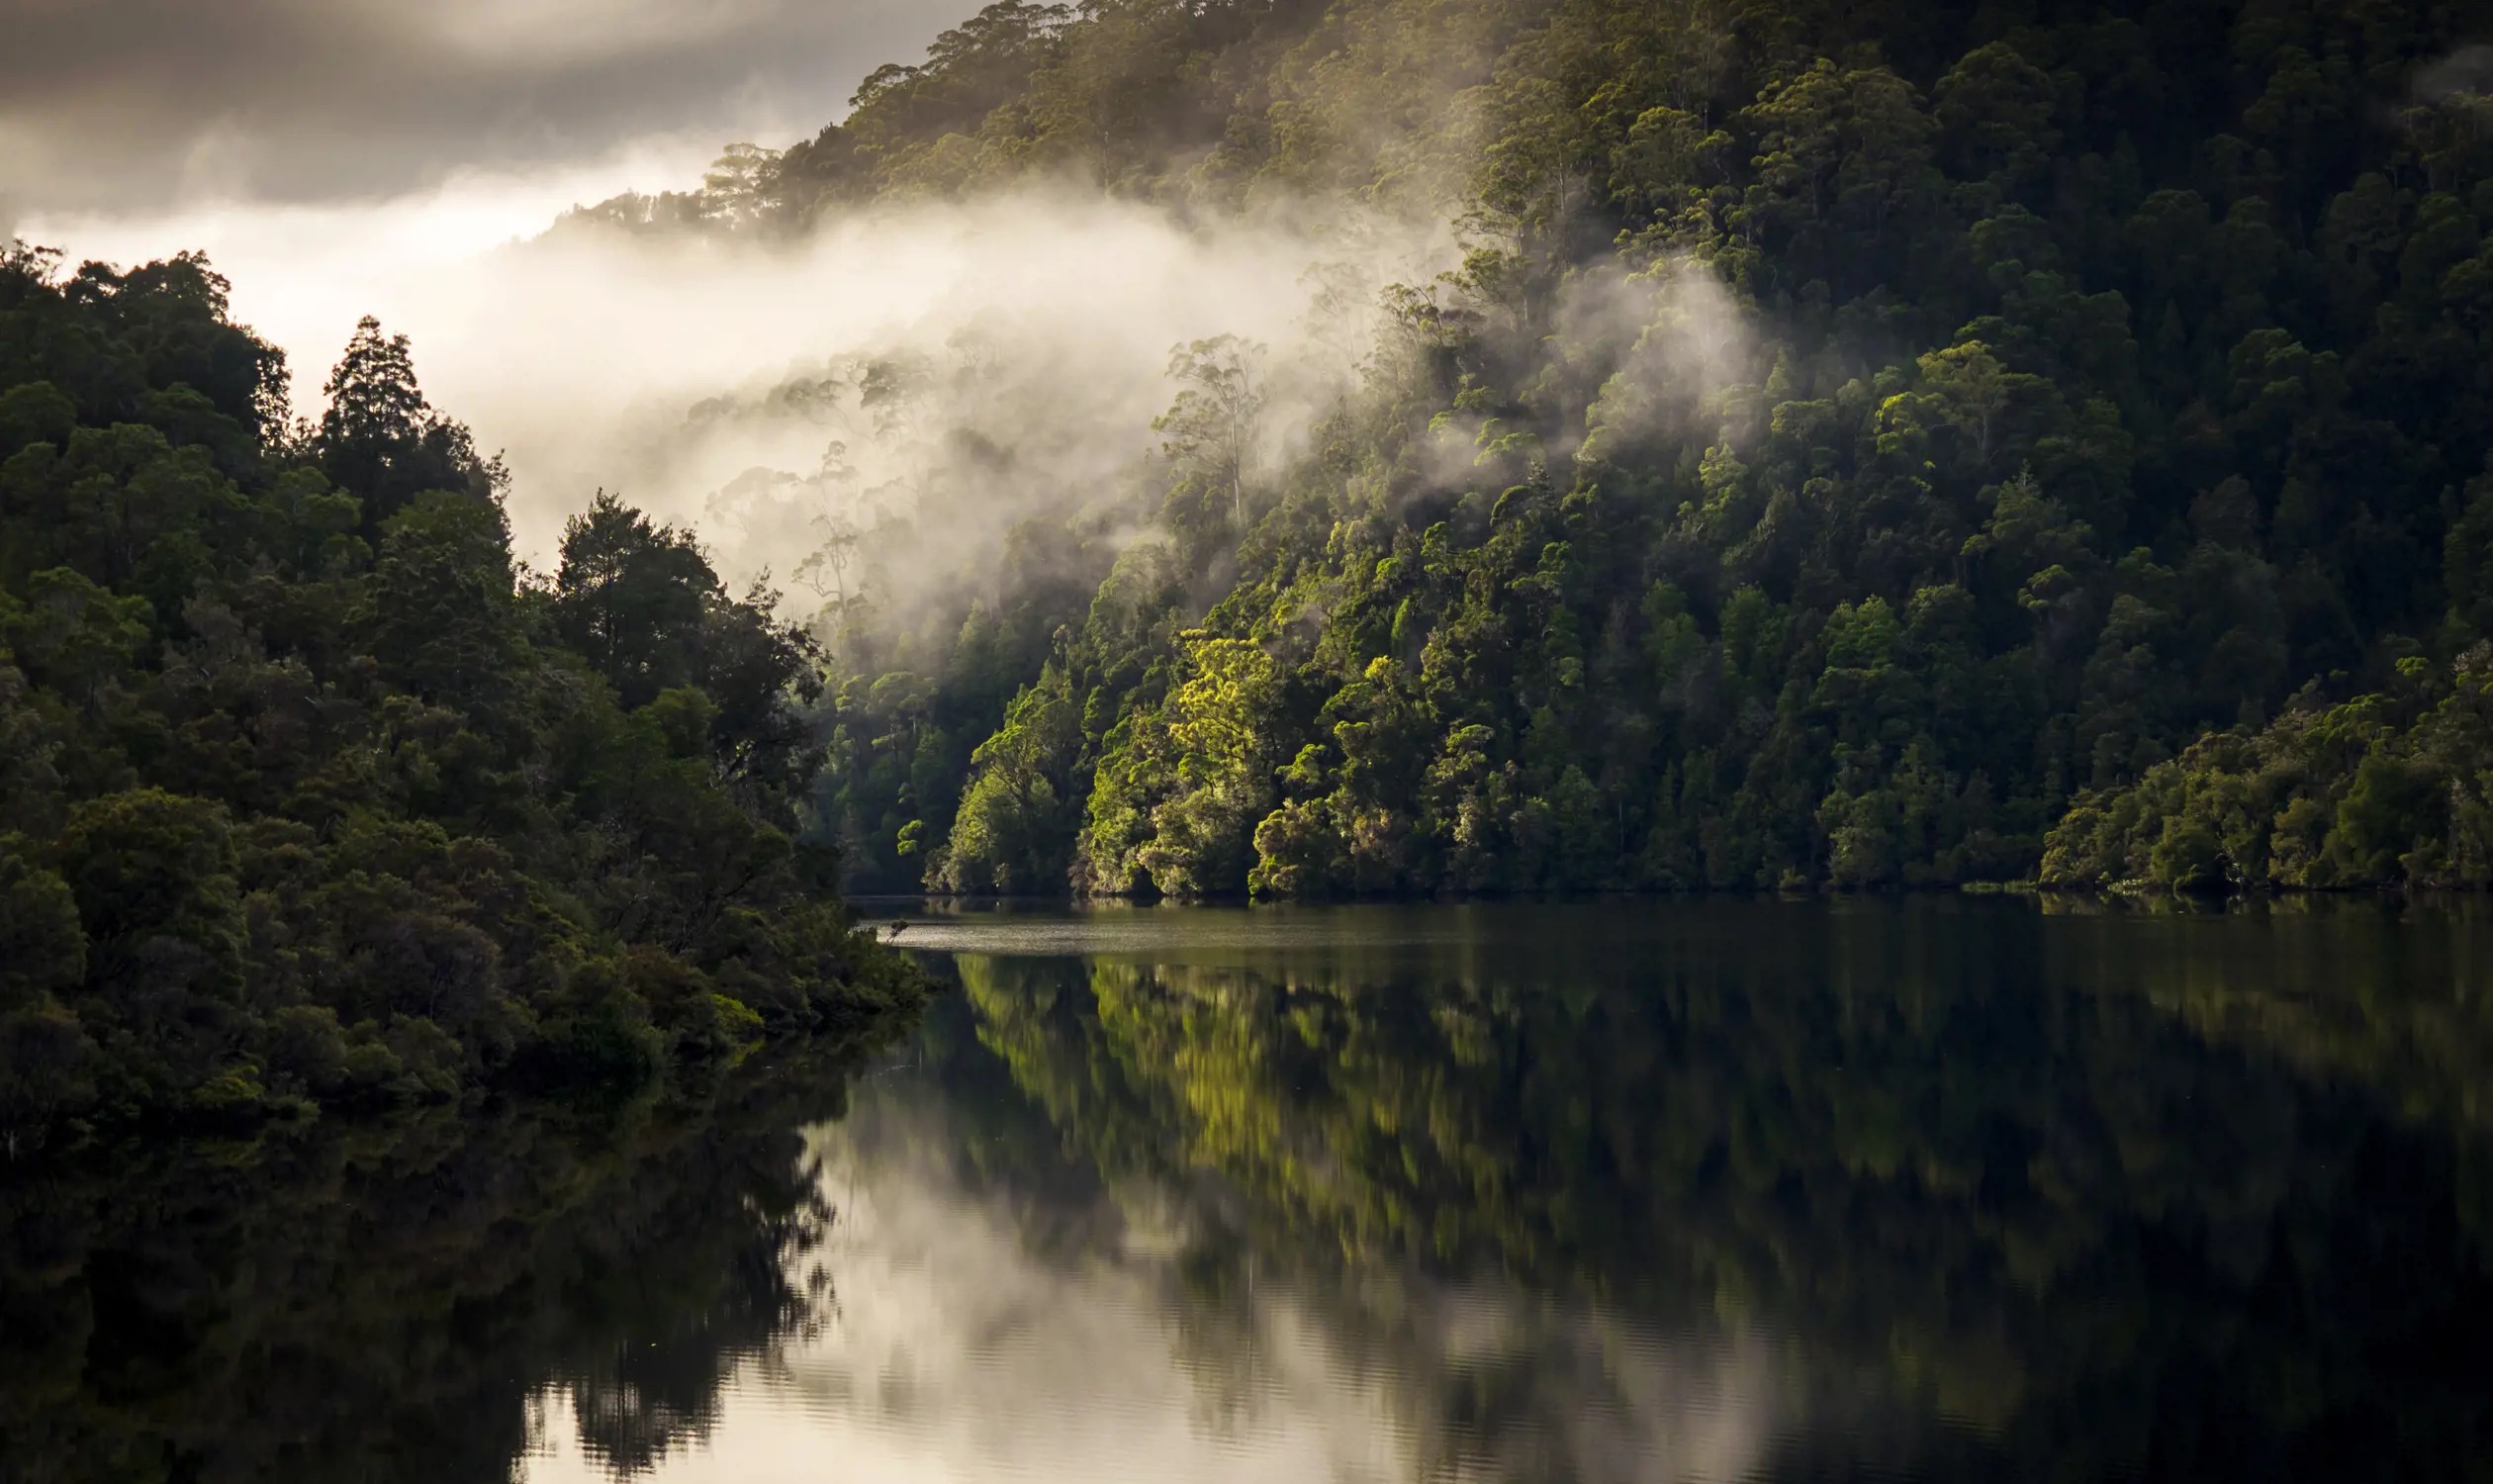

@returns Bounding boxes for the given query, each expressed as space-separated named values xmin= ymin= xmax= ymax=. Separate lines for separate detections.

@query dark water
xmin=7 ymin=898 xmax=2493 ymax=1483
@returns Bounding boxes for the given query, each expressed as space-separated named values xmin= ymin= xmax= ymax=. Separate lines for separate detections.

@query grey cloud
xmin=0 ymin=0 xmax=967 ymax=215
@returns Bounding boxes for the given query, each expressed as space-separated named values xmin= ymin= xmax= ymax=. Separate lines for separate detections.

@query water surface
xmin=10 ymin=898 xmax=2493 ymax=1481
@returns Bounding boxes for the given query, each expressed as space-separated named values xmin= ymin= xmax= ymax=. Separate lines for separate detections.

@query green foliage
xmin=730 ymin=0 xmax=2493 ymax=898
xmin=0 ymin=244 xmax=920 ymax=1144
xmin=1078 ymin=633 xmax=1286 ymax=897
xmin=315 ymin=315 xmax=501 ymax=532
xmin=938 ymin=673 xmax=1080 ymax=893
xmin=551 ymin=492 xmax=824 ymax=800
xmin=0 ymin=846 xmax=84 ymax=1005
xmin=372 ymin=492 xmax=526 ymax=714
xmin=2044 ymin=652 xmax=2493 ymax=891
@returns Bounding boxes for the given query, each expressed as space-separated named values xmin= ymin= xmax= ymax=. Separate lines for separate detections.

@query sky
xmin=0 ymin=0 xmax=1456 ymax=592
xmin=0 ymin=0 xmax=978 ymax=393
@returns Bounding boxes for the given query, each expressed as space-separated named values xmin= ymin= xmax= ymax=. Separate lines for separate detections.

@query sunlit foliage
xmin=773 ymin=0 xmax=2493 ymax=897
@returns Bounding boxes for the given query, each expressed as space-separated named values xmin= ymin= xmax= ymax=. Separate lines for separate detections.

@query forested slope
xmin=0 ymin=248 xmax=918 ymax=1146
xmin=635 ymin=0 xmax=2493 ymax=898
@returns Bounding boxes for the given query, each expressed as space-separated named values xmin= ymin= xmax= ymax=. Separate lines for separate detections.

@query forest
xmin=7 ymin=0 xmax=2493 ymax=1138
xmin=0 ymin=246 xmax=921 ymax=1147
xmin=575 ymin=0 xmax=2493 ymax=900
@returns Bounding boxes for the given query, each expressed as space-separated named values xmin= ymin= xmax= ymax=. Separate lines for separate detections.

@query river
xmin=9 ymin=897 xmax=2492 ymax=1481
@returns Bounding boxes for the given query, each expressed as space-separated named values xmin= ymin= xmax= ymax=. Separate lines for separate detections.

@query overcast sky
xmin=0 ymin=0 xmax=970 ymax=222
xmin=0 ymin=0 xmax=982 ymax=415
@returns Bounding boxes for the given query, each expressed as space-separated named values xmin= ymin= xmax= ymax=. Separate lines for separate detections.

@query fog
xmin=410 ymin=190 xmax=1454 ymax=618
xmin=19 ymin=141 xmax=1759 ymax=662
xmin=25 ymin=179 xmax=1455 ymax=632
xmin=6 ymin=0 xmax=1761 ymax=659
xmin=2414 ymin=44 xmax=2493 ymax=107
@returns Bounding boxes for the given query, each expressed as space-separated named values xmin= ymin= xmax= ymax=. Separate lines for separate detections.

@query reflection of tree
xmin=2044 ymin=896 xmax=2493 ymax=1134
xmin=0 ymin=1029 xmax=897 ymax=1483
xmin=935 ymin=899 xmax=2493 ymax=1479
xmin=836 ymin=987 xmax=1786 ymax=1484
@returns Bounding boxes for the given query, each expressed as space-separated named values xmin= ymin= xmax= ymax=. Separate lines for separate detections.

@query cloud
xmin=0 ymin=0 xmax=968 ymax=217
xmin=11 ymin=166 xmax=1464 ymax=656
xmin=379 ymin=188 xmax=1449 ymax=638
xmin=24 ymin=178 xmax=1738 ymax=664
xmin=3 ymin=2 xmax=1740 ymax=659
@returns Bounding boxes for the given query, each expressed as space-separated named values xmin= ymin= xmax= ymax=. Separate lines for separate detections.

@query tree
xmin=373 ymin=492 xmax=526 ymax=715
xmin=315 ymin=317 xmax=499 ymax=529
xmin=0 ymin=245 xmax=916 ymax=1143
xmin=700 ymin=143 xmax=785 ymax=227
xmin=1154 ymin=336 xmax=1266 ymax=530
xmin=553 ymin=493 xmax=718 ymax=709
xmin=552 ymin=493 xmax=820 ymax=804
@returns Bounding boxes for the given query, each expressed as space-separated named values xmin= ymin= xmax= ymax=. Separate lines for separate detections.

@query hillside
xmin=0 ymin=248 xmax=919 ymax=1145
xmin=623 ymin=0 xmax=2493 ymax=898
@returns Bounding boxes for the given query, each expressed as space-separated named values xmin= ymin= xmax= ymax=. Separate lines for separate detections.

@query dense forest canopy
xmin=9 ymin=0 xmax=2493 ymax=1155
xmin=0 ymin=244 xmax=920 ymax=1148
xmin=561 ymin=0 xmax=2493 ymax=899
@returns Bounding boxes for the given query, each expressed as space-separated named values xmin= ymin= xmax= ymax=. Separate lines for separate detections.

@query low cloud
xmin=287 ymin=188 xmax=1459 ymax=642
xmin=28 ymin=182 xmax=1749 ymax=656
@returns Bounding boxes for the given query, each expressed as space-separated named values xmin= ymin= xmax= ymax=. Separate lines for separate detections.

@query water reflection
xmin=0 ymin=1038 xmax=879 ymax=1484
xmin=550 ymin=897 xmax=2493 ymax=1482
xmin=9 ymin=898 xmax=2493 ymax=1482
xmin=521 ymin=1051 xmax=1784 ymax=1484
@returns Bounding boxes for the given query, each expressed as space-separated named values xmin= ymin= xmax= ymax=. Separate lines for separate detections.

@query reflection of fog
xmin=512 ymin=898 xmax=2493 ymax=1482
xmin=520 ymin=1071 xmax=1779 ymax=1483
